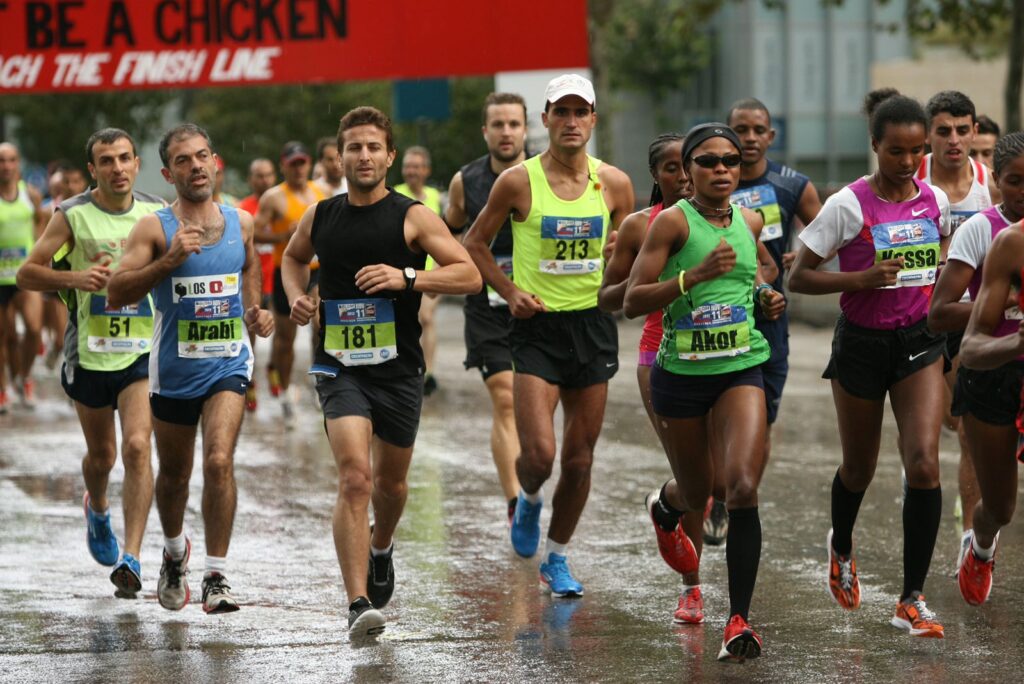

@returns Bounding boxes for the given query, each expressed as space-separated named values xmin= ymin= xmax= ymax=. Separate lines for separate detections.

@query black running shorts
xmin=314 ymin=371 xmax=423 ymax=448
xmin=463 ymin=301 xmax=513 ymax=380
xmin=951 ymin=362 xmax=1024 ymax=426
xmin=61 ymin=354 xmax=149 ymax=410
xmin=508 ymin=307 xmax=618 ymax=389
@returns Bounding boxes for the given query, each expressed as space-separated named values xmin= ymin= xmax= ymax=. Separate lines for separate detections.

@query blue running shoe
xmin=83 ymin=492 xmax=119 ymax=567
xmin=539 ymin=553 xmax=584 ymax=598
xmin=110 ymin=553 xmax=142 ymax=598
xmin=510 ymin=492 xmax=542 ymax=558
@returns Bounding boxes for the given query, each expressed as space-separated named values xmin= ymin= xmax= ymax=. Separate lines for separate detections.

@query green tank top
xmin=62 ymin=189 xmax=165 ymax=371
xmin=0 ymin=181 xmax=35 ymax=286
xmin=656 ymin=200 xmax=770 ymax=375
xmin=512 ymin=155 xmax=610 ymax=311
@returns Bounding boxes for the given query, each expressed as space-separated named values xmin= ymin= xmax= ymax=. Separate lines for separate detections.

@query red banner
xmin=0 ymin=0 xmax=590 ymax=93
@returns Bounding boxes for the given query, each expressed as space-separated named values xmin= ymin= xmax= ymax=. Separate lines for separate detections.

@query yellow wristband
xmin=678 ymin=270 xmax=687 ymax=295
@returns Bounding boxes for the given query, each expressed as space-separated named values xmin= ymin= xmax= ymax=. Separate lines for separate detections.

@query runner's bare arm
xmin=444 ymin=171 xmax=468 ymax=235
xmin=928 ymin=259 xmax=974 ymax=332
xmin=17 ymin=210 xmax=87 ymax=291
xmin=623 ymin=207 xmax=691 ymax=318
xmin=961 ymin=227 xmax=1024 ymax=369
xmin=784 ymin=182 xmax=823 ymax=269
xmin=281 ymin=204 xmax=316 ymax=325
xmin=107 ymin=214 xmax=198 ymax=307
xmin=253 ymin=188 xmax=283 ymax=244
xmin=743 ymin=207 xmax=778 ymax=285
xmin=598 ymin=209 xmax=647 ymax=312
xmin=788 ymin=244 xmax=902 ymax=294
xmin=239 ymin=211 xmax=273 ymax=336
xmin=28 ymin=185 xmax=46 ymax=237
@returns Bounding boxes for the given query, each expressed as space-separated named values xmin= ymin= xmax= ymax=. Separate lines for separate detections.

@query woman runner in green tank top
xmin=624 ymin=123 xmax=785 ymax=663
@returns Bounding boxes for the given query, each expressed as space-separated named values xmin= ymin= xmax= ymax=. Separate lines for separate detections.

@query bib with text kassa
xmin=539 ymin=215 xmax=604 ymax=275
xmin=732 ymin=184 xmax=783 ymax=242
xmin=86 ymin=294 xmax=154 ymax=353
xmin=172 ymin=273 xmax=244 ymax=358
xmin=674 ymin=303 xmax=752 ymax=361
xmin=0 ymin=246 xmax=27 ymax=281
xmin=323 ymin=298 xmax=397 ymax=367
xmin=487 ymin=255 xmax=514 ymax=307
xmin=870 ymin=218 xmax=940 ymax=288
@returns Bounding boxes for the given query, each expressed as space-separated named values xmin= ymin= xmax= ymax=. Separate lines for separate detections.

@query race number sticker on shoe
xmin=86 ymin=294 xmax=154 ymax=353
xmin=487 ymin=255 xmax=513 ymax=307
xmin=731 ymin=184 xmax=783 ymax=242
xmin=172 ymin=273 xmax=244 ymax=358
xmin=870 ymin=219 xmax=940 ymax=288
xmin=323 ymin=298 xmax=397 ymax=367
xmin=539 ymin=215 xmax=604 ymax=275
xmin=0 ymin=246 xmax=27 ymax=281
xmin=674 ymin=304 xmax=751 ymax=360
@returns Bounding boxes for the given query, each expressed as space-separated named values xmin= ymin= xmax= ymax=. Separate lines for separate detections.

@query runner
xmin=599 ymin=133 xmax=711 ymax=621
xmin=464 ymin=74 xmax=634 ymax=597
xmin=16 ymin=128 xmax=164 ymax=596
xmin=281 ymin=106 xmax=480 ymax=639
xmin=970 ymin=115 xmax=1000 ymax=168
xmin=445 ymin=92 xmax=529 ymax=520
xmin=255 ymin=141 xmax=326 ymax=416
xmin=395 ymin=146 xmax=444 ymax=396
xmin=932 ymin=131 xmax=1024 ymax=605
xmin=107 ymin=123 xmax=274 ymax=614
xmin=237 ymin=157 xmax=277 ymax=412
xmin=788 ymin=90 xmax=950 ymax=638
xmin=212 ymin=156 xmax=238 ymax=207
xmin=916 ymin=90 xmax=999 ymax=534
xmin=314 ymin=137 xmax=348 ymax=197
xmin=697 ymin=99 xmax=823 ymax=545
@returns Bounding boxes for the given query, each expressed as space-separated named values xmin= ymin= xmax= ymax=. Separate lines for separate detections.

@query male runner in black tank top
xmin=281 ymin=106 xmax=481 ymax=641
xmin=446 ymin=92 xmax=529 ymax=525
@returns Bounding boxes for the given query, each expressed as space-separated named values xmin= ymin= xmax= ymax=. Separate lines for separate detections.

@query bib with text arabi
xmin=732 ymin=184 xmax=782 ymax=242
xmin=539 ymin=215 xmax=604 ymax=275
xmin=87 ymin=294 xmax=154 ymax=353
xmin=871 ymin=218 xmax=940 ymax=288
xmin=323 ymin=298 xmax=397 ymax=367
xmin=172 ymin=273 xmax=244 ymax=358
xmin=675 ymin=304 xmax=751 ymax=361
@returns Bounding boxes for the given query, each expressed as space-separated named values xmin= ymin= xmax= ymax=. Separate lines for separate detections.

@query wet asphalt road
xmin=2 ymin=301 xmax=1024 ymax=683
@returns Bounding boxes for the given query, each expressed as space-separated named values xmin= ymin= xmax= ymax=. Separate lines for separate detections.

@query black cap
xmin=280 ymin=141 xmax=311 ymax=165
xmin=682 ymin=123 xmax=742 ymax=164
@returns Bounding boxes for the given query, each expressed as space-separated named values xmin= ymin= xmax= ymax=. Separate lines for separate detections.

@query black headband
xmin=682 ymin=123 xmax=742 ymax=164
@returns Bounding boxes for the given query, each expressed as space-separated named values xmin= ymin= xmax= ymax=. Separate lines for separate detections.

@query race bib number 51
xmin=539 ymin=215 xmax=604 ymax=275
xmin=86 ymin=294 xmax=154 ymax=353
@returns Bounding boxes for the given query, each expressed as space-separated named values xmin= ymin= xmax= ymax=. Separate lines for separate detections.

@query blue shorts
xmin=61 ymin=354 xmax=149 ymax=410
xmin=150 ymin=375 xmax=248 ymax=426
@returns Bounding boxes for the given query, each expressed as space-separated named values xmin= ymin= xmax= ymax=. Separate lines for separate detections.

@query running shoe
xmin=826 ymin=528 xmax=860 ymax=610
xmin=0 ymin=390 xmax=8 ymax=415
xmin=644 ymin=488 xmax=699 ymax=575
xmin=348 ymin=596 xmax=386 ymax=640
xmin=202 ymin=573 xmax=240 ymax=614
xmin=158 ymin=538 xmax=191 ymax=611
xmin=267 ymin=367 xmax=282 ymax=397
xmin=703 ymin=497 xmax=728 ymax=546
xmin=367 ymin=546 xmax=395 ymax=609
xmin=891 ymin=594 xmax=944 ymax=638
xmin=281 ymin=396 xmax=294 ymax=419
xmin=83 ymin=492 xmax=119 ymax=566
xmin=673 ymin=586 xmax=704 ymax=624
xmin=18 ymin=377 xmax=36 ymax=409
xmin=717 ymin=614 xmax=762 ymax=662
xmin=539 ymin=553 xmax=584 ymax=598
xmin=956 ymin=529 xmax=996 ymax=606
xmin=507 ymin=497 xmax=517 ymax=527
xmin=110 ymin=553 xmax=142 ymax=598
xmin=424 ymin=374 xmax=438 ymax=397
xmin=45 ymin=344 xmax=61 ymax=370
xmin=510 ymin=492 xmax=542 ymax=558
xmin=953 ymin=494 xmax=963 ymax=527
xmin=244 ymin=383 xmax=257 ymax=412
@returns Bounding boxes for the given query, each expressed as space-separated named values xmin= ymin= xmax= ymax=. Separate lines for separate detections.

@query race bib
xmin=674 ymin=304 xmax=751 ymax=361
xmin=86 ymin=294 xmax=154 ymax=353
xmin=871 ymin=219 xmax=940 ymax=288
xmin=172 ymin=273 xmax=244 ymax=358
xmin=323 ymin=298 xmax=397 ymax=367
xmin=731 ymin=184 xmax=783 ymax=242
xmin=538 ymin=215 xmax=604 ymax=275
xmin=487 ymin=255 xmax=513 ymax=307
xmin=0 ymin=246 xmax=27 ymax=281
xmin=950 ymin=210 xmax=976 ymax=233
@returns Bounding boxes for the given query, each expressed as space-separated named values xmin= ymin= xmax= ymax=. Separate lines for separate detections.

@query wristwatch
xmin=403 ymin=267 xmax=417 ymax=291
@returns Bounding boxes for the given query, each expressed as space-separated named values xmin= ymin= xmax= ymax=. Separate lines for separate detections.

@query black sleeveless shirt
xmin=311 ymin=190 xmax=426 ymax=378
xmin=462 ymin=154 xmax=515 ymax=309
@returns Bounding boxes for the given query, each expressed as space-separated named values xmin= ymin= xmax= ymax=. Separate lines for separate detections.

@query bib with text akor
xmin=674 ymin=303 xmax=752 ymax=361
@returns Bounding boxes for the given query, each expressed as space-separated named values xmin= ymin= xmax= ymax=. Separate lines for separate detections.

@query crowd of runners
xmin=2 ymin=74 xmax=1022 ymax=663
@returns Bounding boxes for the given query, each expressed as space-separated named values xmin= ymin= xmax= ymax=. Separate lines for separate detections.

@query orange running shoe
xmin=267 ymin=367 xmax=282 ymax=397
xmin=826 ymin=529 xmax=860 ymax=610
xmin=717 ymin=614 xmax=762 ymax=662
xmin=644 ymin=489 xmax=699 ymax=575
xmin=891 ymin=594 xmax=944 ymax=638
xmin=956 ymin=530 xmax=996 ymax=606
xmin=245 ymin=383 xmax=258 ymax=412
xmin=19 ymin=378 xmax=36 ymax=409
xmin=0 ymin=390 xmax=8 ymax=415
xmin=673 ymin=586 xmax=704 ymax=624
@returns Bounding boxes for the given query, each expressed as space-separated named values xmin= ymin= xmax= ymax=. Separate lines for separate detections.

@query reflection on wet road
xmin=2 ymin=304 xmax=1022 ymax=682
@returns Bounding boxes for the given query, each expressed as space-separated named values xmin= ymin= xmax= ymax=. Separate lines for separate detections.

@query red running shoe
xmin=717 ymin=614 xmax=762 ymax=662
xmin=644 ymin=488 xmax=698 ymax=575
xmin=956 ymin=530 xmax=996 ymax=606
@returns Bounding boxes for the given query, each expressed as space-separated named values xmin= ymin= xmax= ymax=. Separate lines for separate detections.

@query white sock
xmin=205 ymin=555 xmax=227 ymax=577
xmin=522 ymin=489 xmax=542 ymax=504
xmin=164 ymin=533 xmax=187 ymax=561
xmin=370 ymin=543 xmax=392 ymax=557
xmin=972 ymin=532 xmax=998 ymax=560
xmin=544 ymin=538 xmax=568 ymax=559
xmin=90 ymin=504 xmax=110 ymax=518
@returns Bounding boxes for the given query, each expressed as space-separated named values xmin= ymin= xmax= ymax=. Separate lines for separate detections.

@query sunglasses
xmin=691 ymin=153 xmax=742 ymax=169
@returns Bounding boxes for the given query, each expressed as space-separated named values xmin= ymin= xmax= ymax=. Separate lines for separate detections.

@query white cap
xmin=544 ymin=74 xmax=596 ymax=107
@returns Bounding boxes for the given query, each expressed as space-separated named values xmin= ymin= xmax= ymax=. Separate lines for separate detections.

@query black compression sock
xmin=830 ymin=470 xmax=865 ymax=556
xmin=652 ymin=482 xmax=683 ymax=532
xmin=902 ymin=485 xmax=942 ymax=601
xmin=726 ymin=506 xmax=761 ymax=621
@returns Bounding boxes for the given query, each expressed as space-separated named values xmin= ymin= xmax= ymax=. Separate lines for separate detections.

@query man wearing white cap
xmin=465 ymin=73 xmax=635 ymax=596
